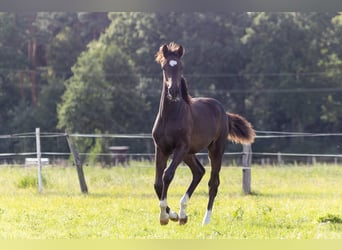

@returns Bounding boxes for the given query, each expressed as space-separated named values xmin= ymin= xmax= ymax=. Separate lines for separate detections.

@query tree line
xmin=1 ymin=12 xmax=342 ymax=159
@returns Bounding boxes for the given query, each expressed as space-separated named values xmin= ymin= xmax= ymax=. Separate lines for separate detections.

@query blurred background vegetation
xmin=1 ymin=12 xmax=342 ymax=158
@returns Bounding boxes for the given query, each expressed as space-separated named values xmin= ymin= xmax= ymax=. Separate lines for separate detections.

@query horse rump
xmin=227 ymin=113 xmax=255 ymax=144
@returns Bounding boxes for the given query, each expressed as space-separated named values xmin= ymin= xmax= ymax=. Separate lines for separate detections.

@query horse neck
xmin=158 ymin=84 xmax=186 ymax=118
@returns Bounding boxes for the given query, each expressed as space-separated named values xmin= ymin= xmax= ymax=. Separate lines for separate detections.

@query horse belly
xmin=188 ymin=132 xmax=215 ymax=154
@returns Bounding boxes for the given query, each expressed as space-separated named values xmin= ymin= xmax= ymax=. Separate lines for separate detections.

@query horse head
xmin=156 ymin=42 xmax=184 ymax=101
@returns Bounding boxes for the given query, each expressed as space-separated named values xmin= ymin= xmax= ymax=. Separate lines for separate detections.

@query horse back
xmin=191 ymin=97 xmax=227 ymax=125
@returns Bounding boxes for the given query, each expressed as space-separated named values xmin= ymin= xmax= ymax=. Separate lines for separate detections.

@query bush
xmin=318 ymin=214 xmax=342 ymax=224
xmin=17 ymin=175 xmax=47 ymax=189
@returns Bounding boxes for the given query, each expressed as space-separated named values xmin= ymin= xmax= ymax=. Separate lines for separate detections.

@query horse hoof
xmin=169 ymin=211 xmax=179 ymax=222
xmin=179 ymin=216 xmax=188 ymax=225
xmin=160 ymin=218 xmax=169 ymax=225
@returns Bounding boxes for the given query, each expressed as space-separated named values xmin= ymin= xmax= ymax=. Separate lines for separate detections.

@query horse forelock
xmin=155 ymin=42 xmax=182 ymax=65
xmin=166 ymin=42 xmax=181 ymax=53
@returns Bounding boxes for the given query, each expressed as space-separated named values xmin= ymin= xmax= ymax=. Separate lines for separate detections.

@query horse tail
xmin=227 ymin=113 xmax=255 ymax=144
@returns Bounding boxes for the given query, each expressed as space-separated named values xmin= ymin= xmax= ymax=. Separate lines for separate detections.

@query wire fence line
xmin=1 ymin=129 xmax=339 ymax=194
xmin=2 ymin=130 xmax=342 ymax=139
xmin=0 ymin=130 xmax=342 ymax=164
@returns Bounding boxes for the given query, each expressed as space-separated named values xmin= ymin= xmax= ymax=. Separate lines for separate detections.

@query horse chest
xmin=153 ymin=117 xmax=190 ymax=153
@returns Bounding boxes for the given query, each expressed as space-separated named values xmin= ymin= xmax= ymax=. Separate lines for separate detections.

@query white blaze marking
xmin=169 ymin=60 xmax=177 ymax=67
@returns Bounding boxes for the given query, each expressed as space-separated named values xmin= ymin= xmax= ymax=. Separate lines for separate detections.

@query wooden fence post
xmin=242 ymin=144 xmax=252 ymax=194
xmin=35 ymin=128 xmax=43 ymax=193
xmin=65 ymin=131 xmax=88 ymax=194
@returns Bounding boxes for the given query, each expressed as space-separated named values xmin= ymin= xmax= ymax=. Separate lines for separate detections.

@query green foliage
xmin=57 ymin=41 xmax=110 ymax=133
xmin=88 ymin=130 xmax=106 ymax=166
xmin=0 ymin=13 xmax=31 ymax=140
xmin=57 ymin=30 xmax=150 ymax=135
xmin=318 ymin=214 xmax=342 ymax=224
xmin=106 ymin=12 xmax=251 ymax=112
xmin=46 ymin=26 xmax=84 ymax=79
xmin=2 ymin=12 xmax=342 ymax=157
xmin=17 ymin=174 xmax=47 ymax=189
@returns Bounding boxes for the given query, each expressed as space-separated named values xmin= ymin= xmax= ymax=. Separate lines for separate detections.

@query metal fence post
xmin=35 ymin=128 xmax=43 ymax=193
xmin=242 ymin=144 xmax=252 ymax=194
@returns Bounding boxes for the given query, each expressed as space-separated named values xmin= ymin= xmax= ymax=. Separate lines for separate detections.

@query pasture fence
xmin=0 ymin=128 xmax=342 ymax=194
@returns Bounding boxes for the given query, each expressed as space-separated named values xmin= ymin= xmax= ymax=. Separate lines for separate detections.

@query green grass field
xmin=0 ymin=162 xmax=342 ymax=239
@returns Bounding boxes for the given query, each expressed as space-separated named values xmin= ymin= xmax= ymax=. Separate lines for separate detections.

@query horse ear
xmin=177 ymin=45 xmax=184 ymax=58
xmin=161 ymin=44 xmax=169 ymax=58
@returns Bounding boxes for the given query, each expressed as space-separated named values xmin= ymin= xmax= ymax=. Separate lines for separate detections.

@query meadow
xmin=0 ymin=162 xmax=342 ymax=239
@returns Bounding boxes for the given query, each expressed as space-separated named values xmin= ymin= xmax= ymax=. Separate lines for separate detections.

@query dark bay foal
xmin=152 ymin=42 xmax=255 ymax=225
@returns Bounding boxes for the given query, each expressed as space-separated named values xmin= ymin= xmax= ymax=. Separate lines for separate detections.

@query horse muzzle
xmin=167 ymin=87 xmax=180 ymax=101
xmin=166 ymin=81 xmax=180 ymax=101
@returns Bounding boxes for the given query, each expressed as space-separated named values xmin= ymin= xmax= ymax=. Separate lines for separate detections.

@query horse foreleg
xmin=159 ymin=198 xmax=179 ymax=225
xmin=160 ymin=147 xmax=187 ymax=225
xmin=180 ymin=155 xmax=206 ymax=225
xmin=154 ymin=147 xmax=178 ymax=225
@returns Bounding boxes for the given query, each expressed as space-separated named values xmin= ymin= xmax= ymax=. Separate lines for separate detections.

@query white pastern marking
xmin=169 ymin=210 xmax=179 ymax=221
xmin=160 ymin=199 xmax=168 ymax=208
xmin=202 ymin=210 xmax=212 ymax=225
xmin=180 ymin=193 xmax=189 ymax=205
xmin=159 ymin=199 xmax=169 ymax=221
xmin=169 ymin=60 xmax=177 ymax=67
xmin=179 ymin=194 xmax=189 ymax=218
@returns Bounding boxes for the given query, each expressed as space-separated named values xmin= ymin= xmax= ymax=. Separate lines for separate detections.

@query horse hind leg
xmin=180 ymin=155 xmax=206 ymax=225
xmin=203 ymin=170 xmax=220 ymax=225
xmin=203 ymin=142 xmax=224 ymax=225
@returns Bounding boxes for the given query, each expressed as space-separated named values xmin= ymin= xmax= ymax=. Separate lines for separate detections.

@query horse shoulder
xmin=152 ymin=114 xmax=164 ymax=140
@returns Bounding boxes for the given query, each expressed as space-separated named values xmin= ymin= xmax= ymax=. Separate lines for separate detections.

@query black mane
xmin=180 ymin=76 xmax=191 ymax=104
